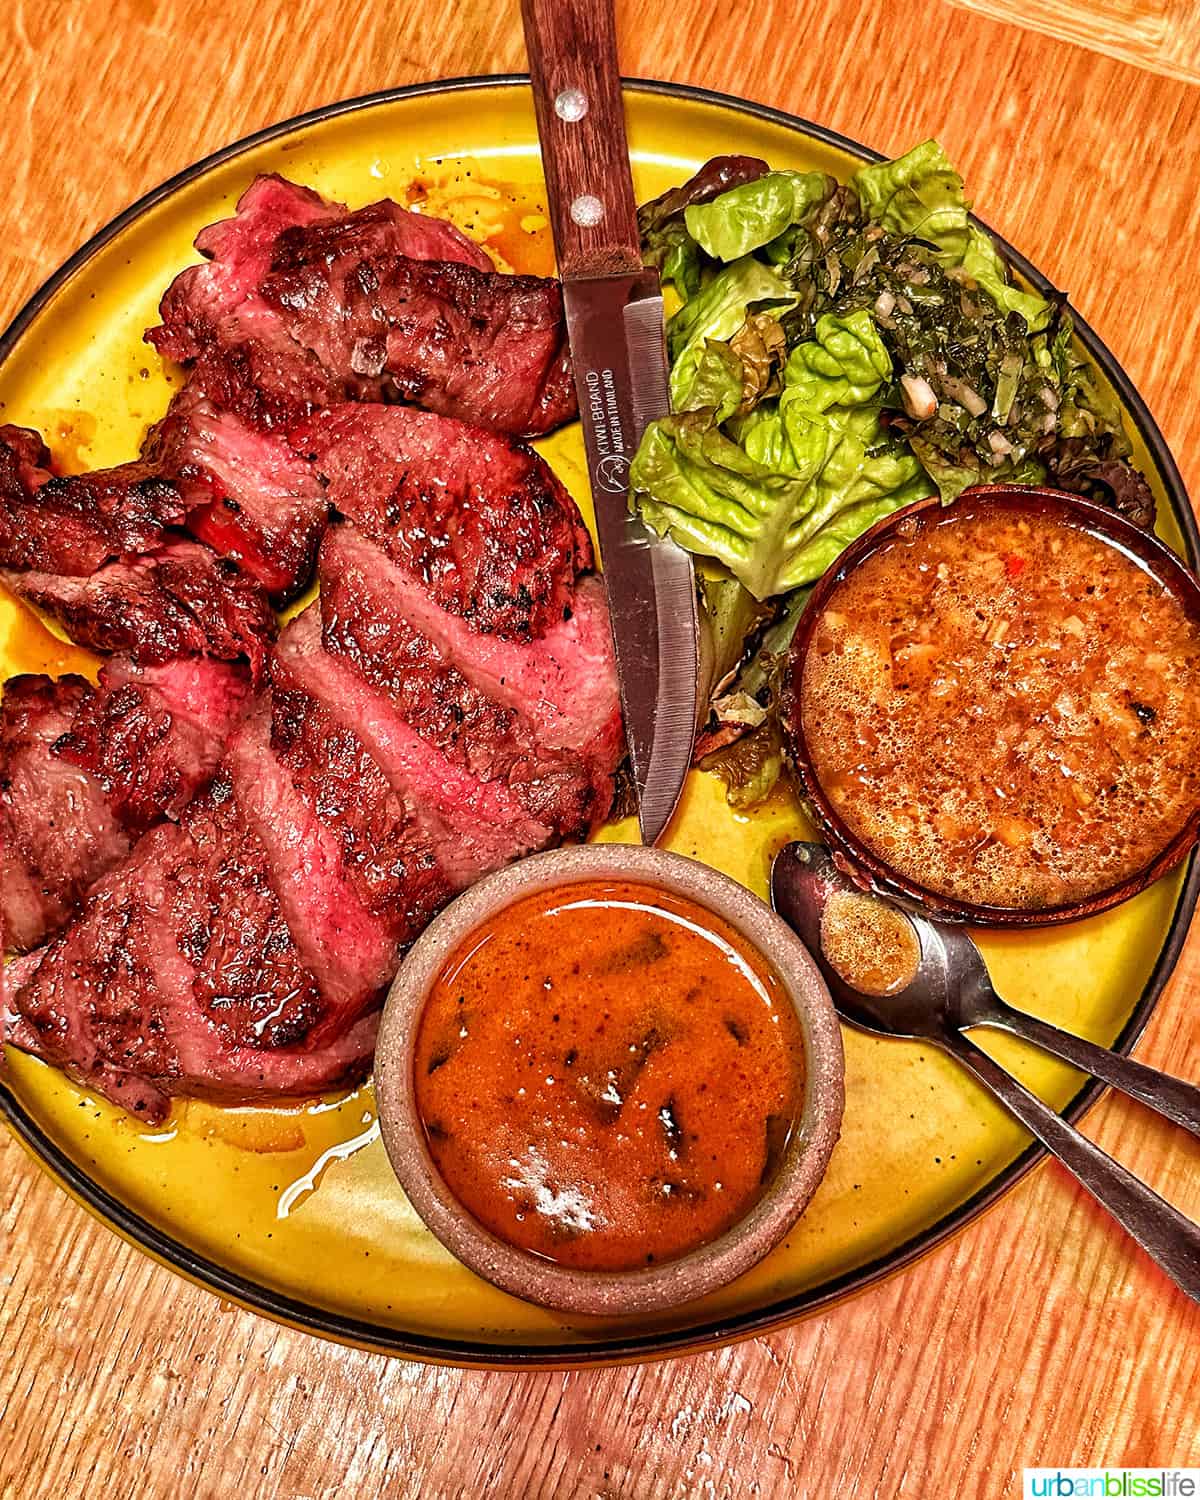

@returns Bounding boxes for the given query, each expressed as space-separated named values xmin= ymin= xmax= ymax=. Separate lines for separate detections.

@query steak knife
xmin=521 ymin=0 xmax=699 ymax=847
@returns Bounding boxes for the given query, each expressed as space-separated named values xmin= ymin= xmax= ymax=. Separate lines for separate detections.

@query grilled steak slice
xmin=147 ymin=173 xmax=491 ymax=367
xmin=147 ymin=379 xmax=329 ymax=601
xmin=5 ymin=804 xmax=378 ymax=1123
xmin=268 ymin=619 xmax=452 ymax=928
xmin=1 ymin=539 xmax=275 ymax=668
xmin=56 ymin=654 xmax=252 ymax=831
xmin=1 ymin=675 xmax=131 ymax=953
xmin=318 ymin=527 xmax=604 ymax=834
xmin=147 ymin=173 xmax=575 ymax=438
xmin=145 ymin=174 xmax=512 ymax=435
xmin=2 ymin=655 xmax=253 ymax=954
xmin=148 ymin=175 xmax=339 ymax=367
xmin=275 ymin=606 xmax=551 ymax=888
xmin=0 ymin=424 xmax=183 ymax=575
xmin=0 ymin=414 xmax=280 ymax=659
xmin=222 ymin=699 xmax=416 ymax=1008
xmin=1 ymin=393 xmax=325 ymax=605
xmin=263 ymin=248 xmax=575 ymax=438
xmin=295 ymin=404 xmax=591 ymax=639
xmin=177 ymin=774 xmax=380 ymax=1089
xmin=1 ymin=827 xmax=191 ymax=1120
xmin=320 ymin=519 xmax=621 ymax=796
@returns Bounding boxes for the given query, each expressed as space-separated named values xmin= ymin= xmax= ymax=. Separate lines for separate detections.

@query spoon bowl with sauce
xmin=771 ymin=841 xmax=1200 ymax=1302
xmin=786 ymin=486 xmax=1200 ymax=926
xmin=375 ymin=844 xmax=844 ymax=1317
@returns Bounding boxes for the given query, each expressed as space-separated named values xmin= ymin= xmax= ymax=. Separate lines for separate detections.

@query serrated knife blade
xmin=561 ymin=275 xmax=698 ymax=845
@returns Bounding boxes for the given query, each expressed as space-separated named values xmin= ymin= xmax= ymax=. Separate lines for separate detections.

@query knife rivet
xmin=554 ymin=87 xmax=589 ymax=122
xmin=570 ymin=193 xmax=604 ymax=227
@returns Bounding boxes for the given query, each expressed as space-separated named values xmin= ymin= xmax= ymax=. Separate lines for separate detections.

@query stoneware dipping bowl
xmin=784 ymin=484 xmax=1200 ymax=928
xmin=374 ymin=843 xmax=845 ymax=1317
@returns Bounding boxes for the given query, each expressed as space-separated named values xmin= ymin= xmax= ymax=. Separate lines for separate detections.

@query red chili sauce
xmin=413 ymin=879 xmax=806 ymax=1272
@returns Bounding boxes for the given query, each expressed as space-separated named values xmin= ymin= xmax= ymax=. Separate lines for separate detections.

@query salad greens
xmin=695 ymin=577 xmax=811 ymax=809
xmin=632 ymin=141 xmax=1155 ymax=807
xmin=683 ymin=171 xmax=832 ymax=262
xmin=638 ymin=309 xmax=928 ymax=598
xmin=666 ymin=258 xmax=796 ymax=411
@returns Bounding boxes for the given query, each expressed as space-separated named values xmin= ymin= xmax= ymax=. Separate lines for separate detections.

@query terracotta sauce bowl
xmin=784 ymin=485 xmax=1200 ymax=927
xmin=374 ymin=844 xmax=845 ymax=1317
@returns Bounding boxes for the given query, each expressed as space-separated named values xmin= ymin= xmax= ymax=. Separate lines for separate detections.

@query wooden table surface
xmin=3 ymin=1 xmax=1200 ymax=1495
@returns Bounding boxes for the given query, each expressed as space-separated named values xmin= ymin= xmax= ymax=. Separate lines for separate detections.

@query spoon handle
xmin=938 ymin=1029 xmax=1200 ymax=1302
xmin=975 ymin=997 xmax=1200 ymax=1139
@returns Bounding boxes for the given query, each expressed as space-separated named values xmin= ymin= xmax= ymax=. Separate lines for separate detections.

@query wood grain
xmin=947 ymin=0 xmax=1200 ymax=85
xmin=3 ymin=1 xmax=1200 ymax=1496
xmin=521 ymin=0 xmax=644 ymax=278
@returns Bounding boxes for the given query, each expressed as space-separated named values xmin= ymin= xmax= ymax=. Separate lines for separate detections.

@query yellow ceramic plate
xmin=2 ymin=78 xmax=1196 ymax=1366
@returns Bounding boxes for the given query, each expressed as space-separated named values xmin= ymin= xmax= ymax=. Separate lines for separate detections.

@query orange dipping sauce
xmin=413 ymin=879 xmax=806 ymax=1272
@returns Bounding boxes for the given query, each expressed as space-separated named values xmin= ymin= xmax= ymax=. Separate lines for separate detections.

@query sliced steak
xmin=146 ymin=173 xmax=574 ymax=438
xmin=1 ymin=675 xmax=131 ymax=953
xmin=175 ymin=779 xmax=377 ymax=1089
xmin=1 ymin=396 xmax=325 ymax=605
xmin=0 ymin=413 xmax=279 ymax=661
xmin=3 ymin=377 xmax=625 ymax=1121
xmin=263 ymin=248 xmax=575 ymax=438
xmin=221 ymin=699 xmax=412 ymax=1008
xmin=275 ymin=607 xmax=550 ymax=888
xmin=319 ymin=519 xmax=621 ymax=799
xmin=148 ymin=175 xmax=339 ymax=366
xmin=146 ymin=172 xmax=499 ymax=438
xmin=148 ymin=173 xmax=491 ymax=367
xmin=55 ymin=654 xmax=252 ymax=831
xmin=294 ymin=404 xmax=591 ymax=639
xmin=2 ymin=655 xmax=253 ymax=954
xmin=0 ymin=424 xmax=183 ymax=576
xmin=268 ymin=616 xmax=451 ymax=928
xmin=5 ymin=804 xmax=377 ymax=1123
xmin=147 ymin=379 xmax=329 ymax=601
xmin=1 ymin=825 xmax=190 ymax=1119
xmin=1 ymin=539 xmax=275 ymax=669
xmin=318 ymin=526 xmax=603 ymax=833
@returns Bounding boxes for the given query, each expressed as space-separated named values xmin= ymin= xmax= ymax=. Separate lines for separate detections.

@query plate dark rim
xmin=1 ymin=73 xmax=1196 ymax=1370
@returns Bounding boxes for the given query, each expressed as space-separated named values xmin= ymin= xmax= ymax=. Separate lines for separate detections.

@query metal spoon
xmin=770 ymin=841 xmax=1200 ymax=1301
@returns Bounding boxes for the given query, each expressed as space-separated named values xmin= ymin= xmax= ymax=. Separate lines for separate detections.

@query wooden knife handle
xmin=521 ymin=0 xmax=643 ymax=281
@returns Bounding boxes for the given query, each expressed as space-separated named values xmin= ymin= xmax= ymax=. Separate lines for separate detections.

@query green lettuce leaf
xmin=683 ymin=171 xmax=833 ymax=262
xmin=696 ymin=565 xmax=772 ymax=690
xmin=853 ymin=140 xmax=971 ymax=256
xmin=659 ymin=224 xmax=704 ymax=300
xmin=680 ymin=313 xmax=789 ymax=424
xmin=667 ymin=257 xmax=797 ymax=409
xmin=631 ymin=310 xmax=929 ymax=598
xmin=638 ymin=155 xmax=771 ymax=296
xmin=682 ymin=341 xmax=746 ymax=422
xmin=958 ymin=227 xmax=1051 ymax=331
